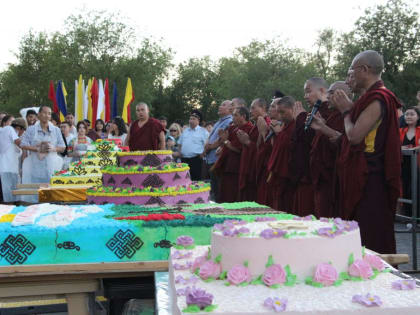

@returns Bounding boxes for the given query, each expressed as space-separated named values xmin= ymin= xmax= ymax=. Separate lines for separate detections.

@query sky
xmin=0 ymin=0 xmax=417 ymax=70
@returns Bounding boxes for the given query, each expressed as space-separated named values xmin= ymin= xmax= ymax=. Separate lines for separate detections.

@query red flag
xmin=104 ymin=79 xmax=111 ymax=122
xmin=91 ymin=78 xmax=98 ymax=124
xmin=48 ymin=80 xmax=59 ymax=117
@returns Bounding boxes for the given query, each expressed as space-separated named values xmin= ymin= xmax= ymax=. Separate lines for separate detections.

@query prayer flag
xmin=48 ymin=80 xmax=59 ymax=119
xmin=104 ymin=79 xmax=111 ymax=122
xmin=122 ymin=78 xmax=134 ymax=124
xmin=56 ymin=80 xmax=67 ymax=122
xmin=75 ymin=74 xmax=84 ymax=123
xmin=97 ymin=79 xmax=105 ymax=120
xmin=111 ymin=81 xmax=118 ymax=119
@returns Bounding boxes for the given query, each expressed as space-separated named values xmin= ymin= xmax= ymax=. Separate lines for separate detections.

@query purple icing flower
xmin=237 ymin=227 xmax=250 ymax=234
xmin=222 ymin=229 xmax=239 ymax=237
xmin=186 ymin=287 xmax=214 ymax=309
xmin=172 ymin=251 xmax=193 ymax=260
xmin=263 ymin=297 xmax=288 ymax=312
xmin=317 ymin=227 xmax=342 ymax=238
xmin=391 ymin=279 xmax=416 ymax=290
xmin=319 ymin=217 xmax=330 ymax=223
xmin=294 ymin=215 xmax=314 ymax=221
xmin=173 ymin=261 xmax=193 ymax=270
xmin=352 ymin=293 xmax=382 ymax=307
xmin=260 ymin=228 xmax=287 ymax=239
xmin=334 ymin=218 xmax=359 ymax=232
xmin=175 ymin=275 xmax=199 ymax=285
xmin=255 ymin=217 xmax=277 ymax=222
xmin=224 ymin=219 xmax=247 ymax=226
xmin=176 ymin=235 xmax=194 ymax=247
xmin=213 ymin=223 xmax=225 ymax=231
xmin=176 ymin=286 xmax=192 ymax=296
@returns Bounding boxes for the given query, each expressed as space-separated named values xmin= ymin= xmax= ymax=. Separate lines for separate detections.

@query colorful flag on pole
xmin=48 ymin=81 xmax=59 ymax=119
xmin=56 ymin=80 xmax=68 ymax=122
xmin=97 ymin=79 xmax=105 ymax=120
xmin=75 ymin=74 xmax=84 ymax=123
xmin=83 ymin=80 xmax=88 ymax=120
xmin=111 ymin=82 xmax=118 ymax=119
xmin=87 ymin=78 xmax=93 ymax=122
xmin=91 ymin=78 xmax=98 ymax=123
xmin=104 ymin=79 xmax=111 ymax=122
xmin=122 ymin=78 xmax=134 ymax=124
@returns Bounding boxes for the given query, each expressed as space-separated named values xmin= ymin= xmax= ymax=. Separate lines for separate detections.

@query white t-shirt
xmin=0 ymin=126 xmax=21 ymax=173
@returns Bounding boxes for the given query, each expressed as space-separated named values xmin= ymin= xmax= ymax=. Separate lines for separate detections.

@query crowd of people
xmin=1 ymin=50 xmax=420 ymax=255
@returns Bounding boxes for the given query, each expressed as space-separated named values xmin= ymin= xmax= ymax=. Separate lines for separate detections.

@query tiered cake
xmin=169 ymin=217 xmax=420 ymax=314
xmin=86 ymin=151 xmax=210 ymax=205
xmin=50 ymin=140 xmax=121 ymax=186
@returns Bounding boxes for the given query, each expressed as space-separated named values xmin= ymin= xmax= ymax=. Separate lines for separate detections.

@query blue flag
xmin=111 ymin=81 xmax=118 ymax=119
xmin=56 ymin=80 xmax=67 ymax=118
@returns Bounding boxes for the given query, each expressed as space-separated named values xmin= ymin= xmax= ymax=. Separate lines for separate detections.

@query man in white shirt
xmin=66 ymin=113 xmax=77 ymax=136
xmin=0 ymin=118 xmax=26 ymax=202
xmin=175 ymin=110 xmax=209 ymax=180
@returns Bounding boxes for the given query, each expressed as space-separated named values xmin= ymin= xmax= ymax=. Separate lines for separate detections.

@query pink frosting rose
xmin=363 ymin=254 xmax=385 ymax=271
xmin=313 ymin=263 xmax=338 ymax=286
xmin=348 ymin=259 xmax=373 ymax=279
xmin=190 ymin=255 xmax=207 ymax=273
xmin=199 ymin=261 xmax=222 ymax=280
xmin=227 ymin=264 xmax=252 ymax=285
xmin=262 ymin=264 xmax=286 ymax=286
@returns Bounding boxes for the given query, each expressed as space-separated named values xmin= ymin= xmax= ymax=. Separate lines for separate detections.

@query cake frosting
xmin=169 ymin=219 xmax=420 ymax=314
xmin=86 ymin=150 xmax=210 ymax=206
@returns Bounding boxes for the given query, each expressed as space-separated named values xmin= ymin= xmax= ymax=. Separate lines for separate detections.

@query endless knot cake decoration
xmin=108 ymin=176 xmax=116 ymax=184
xmin=124 ymin=159 xmax=138 ymax=167
xmin=163 ymin=156 xmax=173 ymax=162
xmin=0 ymin=234 xmax=36 ymax=265
xmin=106 ymin=229 xmax=144 ymax=259
xmin=140 ymin=154 xmax=161 ymax=167
xmin=122 ymin=177 xmax=133 ymax=186
xmin=194 ymin=197 xmax=205 ymax=204
xmin=145 ymin=197 xmax=165 ymax=205
xmin=173 ymin=173 xmax=181 ymax=181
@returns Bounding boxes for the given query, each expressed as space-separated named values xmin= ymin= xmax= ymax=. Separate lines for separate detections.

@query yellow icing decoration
xmin=87 ymin=186 xmax=210 ymax=197
xmin=0 ymin=214 xmax=16 ymax=223
xmin=268 ymin=220 xmax=309 ymax=230
xmin=102 ymin=166 xmax=189 ymax=175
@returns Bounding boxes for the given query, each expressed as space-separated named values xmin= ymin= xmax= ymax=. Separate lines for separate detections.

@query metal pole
xmin=411 ymin=149 xmax=418 ymax=270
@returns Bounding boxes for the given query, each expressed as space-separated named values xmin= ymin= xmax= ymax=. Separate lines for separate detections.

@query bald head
xmin=329 ymin=81 xmax=352 ymax=98
xmin=250 ymin=98 xmax=267 ymax=120
xmin=135 ymin=102 xmax=150 ymax=121
xmin=274 ymin=96 xmax=295 ymax=124
xmin=306 ymin=77 xmax=329 ymax=90
xmin=232 ymin=97 xmax=246 ymax=109
xmin=304 ymin=77 xmax=329 ymax=106
xmin=353 ymin=50 xmax=384 ymax=75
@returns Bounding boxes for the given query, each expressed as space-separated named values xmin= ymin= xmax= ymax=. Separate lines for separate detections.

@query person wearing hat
xmin=174 ymin=110 xmax=209 ymax=181
xmin=0 ymin=118 xmax=26 ymax=202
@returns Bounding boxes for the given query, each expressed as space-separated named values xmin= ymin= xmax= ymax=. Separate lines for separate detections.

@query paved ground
xmin=395 ymin=222 xmax=420 ymax=278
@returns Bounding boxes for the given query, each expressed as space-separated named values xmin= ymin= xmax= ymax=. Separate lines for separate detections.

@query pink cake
xmin=117 ymin=151 xmax=173 ymax=167
xmin=169 ymin=218 xmax=420 ymax=314
xmin=87 ymin=151 xmax=210 ymax=205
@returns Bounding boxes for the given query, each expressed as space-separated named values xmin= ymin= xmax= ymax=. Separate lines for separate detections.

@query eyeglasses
xmin=170 ymin=129 xmax=177 ymax=132
xmin=348 ymin=64 xmax=371 ymax=73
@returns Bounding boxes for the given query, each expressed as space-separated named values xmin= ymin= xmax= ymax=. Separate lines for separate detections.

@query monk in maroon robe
xmin=127 ymin=103 xmax=165 ymax=151
xmin=237 ymin=99 xmax=270 ymax=202
xmin=308 ymin=81 xmax=347 ymax=218
xmin=213 ymin=107 xmax=253 ymax=202
xmin=335 ymin=50 xmax=402 ymax=254
xmin=267 ymin=97 xmax=296 ymax=212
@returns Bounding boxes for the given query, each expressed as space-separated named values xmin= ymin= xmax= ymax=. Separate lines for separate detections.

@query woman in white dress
xmin=108 ymin=116 xmax=127 ymax=145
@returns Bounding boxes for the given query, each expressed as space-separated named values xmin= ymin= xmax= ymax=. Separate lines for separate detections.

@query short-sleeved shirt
xmin=178 ymin=125 xmax=209 ymax=158
xmin=21 ymin=121 xmax=65 ymax=148
xmin=206 ymin=115 xmax=232 ymax=164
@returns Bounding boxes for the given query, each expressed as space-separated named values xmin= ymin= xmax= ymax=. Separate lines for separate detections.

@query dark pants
xmin=206 ymin=163 xmax=219 ymax=202
xmin=181 ymin=156 xmax=202 ymax=181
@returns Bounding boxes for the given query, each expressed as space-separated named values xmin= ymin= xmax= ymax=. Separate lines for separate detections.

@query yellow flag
xmin=122 ymin=78 xmax=134 ymax=124
xmin=76 ymin=74 xmax=83 ymax=122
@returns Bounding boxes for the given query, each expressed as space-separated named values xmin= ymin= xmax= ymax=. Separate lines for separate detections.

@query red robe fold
xmin=337 ymin=80 xmax=402 ymax=254
xmin=214 ymin=122 xmax=253 ymax=202
xmin=239 ymin=116 xmax=271 ymax=202
xmin=310 ymin=107 xmax=344 ymax=218
xmin=267 ymin=121 xmax=295 ymax=212
xmin=128 ymin=118 xmax=164 ymax=151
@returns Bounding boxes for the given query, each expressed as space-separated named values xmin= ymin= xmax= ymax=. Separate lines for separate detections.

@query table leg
xmin=66 ymin=292 xmax=90 ymax=315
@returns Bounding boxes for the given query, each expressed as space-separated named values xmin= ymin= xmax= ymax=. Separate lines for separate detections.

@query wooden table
xmin=0 ymin=261 xmax=168 ymax=315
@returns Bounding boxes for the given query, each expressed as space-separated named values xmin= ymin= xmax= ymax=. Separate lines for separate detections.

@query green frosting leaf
xmin=185 ymin=245 xmax=196 ymax=250
xmin=362 ymin=246 xmax=366 ymax=257
xmin=224 ymin=282 xmax=231 ymax=286
xmin=203 ymin=305 xmax=218 ymax=312
xmin=215 ymin=254 xmax=222 ymax=264
xmin=348 ymin=253 xmax=354 ymax=266
xmin=266 ymin=255 xmax=274 ymax=268
xmin=333 ymin=279 xmax=343 ymax=286
xmin=284 ymin=265 xmax=292 ymax=276
xmin=239 ymin=281 xmax=249 ymax=287
xmin=305 ymin=276 xmax=313 ymax=285
xmin=269 ymin=284 xmax=280 ymax=289
xmin=250 ymin=275 xmax=263 ymax=285
xmin=339 ymin=272 xmax=350 ymax=281
xmin=204 ymin=277 xmax=215 ymax=283
xmin=182 ymin=305 xmax=201 ymax=313
xmin=174 ymin=245 xmax=184 ymax=250
xmin=219 ymin=271 xmax=227 ymax=280
xmin=244 ymin=261 xmax=249 ymax=267
xmin=207 ymin=248 xmax=212 ymax=260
